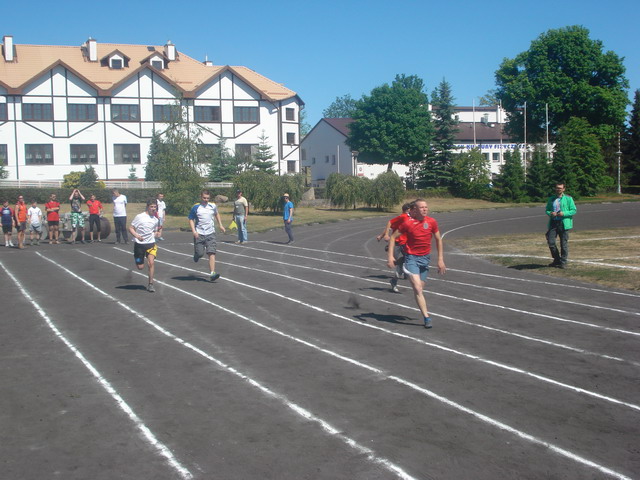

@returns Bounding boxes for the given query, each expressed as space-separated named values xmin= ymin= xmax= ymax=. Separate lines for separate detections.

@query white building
xmin=0 ymin=36 xmax=303 ymax=181
xmin=301 ymin=107 xmax=522 ymax=185
xmin=300 ymin=118 xmax=409 ymax=187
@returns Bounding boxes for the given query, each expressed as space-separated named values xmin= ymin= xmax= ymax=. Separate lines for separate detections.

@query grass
xmin=448 ymin=226 xmax=640 ymax=291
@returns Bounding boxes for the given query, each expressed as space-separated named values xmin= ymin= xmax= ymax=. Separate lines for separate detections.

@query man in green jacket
xmin=545 ymin=183 xmax=577 ymax=269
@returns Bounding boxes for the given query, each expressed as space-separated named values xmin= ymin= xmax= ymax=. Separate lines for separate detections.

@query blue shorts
xmin=403 ymin=254 xmax=431 ymax=282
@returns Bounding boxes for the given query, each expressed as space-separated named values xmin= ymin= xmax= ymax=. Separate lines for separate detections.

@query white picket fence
xmin=0 ymin=180 xmax=233 ymax=189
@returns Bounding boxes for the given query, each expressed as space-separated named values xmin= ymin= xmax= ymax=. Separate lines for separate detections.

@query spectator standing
xmin=27 ymin=201 xmax=43 ymax=246
xmin=13 ymin=195 xmax=28 ymax=249
xmin=112 ymin=189 xmax=129 ymax=244
xmin=282 ymin=193 xmax=294 ymax=244
xmin=45 ymin=193 xmax=61 ymax=244
xmin=545 ymin=182 xmax=577 ymax=269
xmin=1 ymin=199 xmax=14 ymax=247
xmin=128 ymin=200 xmax=160 ymax=293
xmin=86 ymin=194 xmax=103 ymax=243
xmin=387 ymin=199 xmax=446 ymax=328
xmin=233 ymin=189 xmax=249 ymax=244
xmin=68 ymin=189 xmax=86 ymax=244
xmin=188 ymin=190 xmax=226 ymax=282
xmin=155 ymin=193 xmax=167 ymax=241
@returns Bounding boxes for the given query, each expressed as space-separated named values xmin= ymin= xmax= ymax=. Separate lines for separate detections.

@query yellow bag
xmin=228 ymin=220 xmax=237 ymax=230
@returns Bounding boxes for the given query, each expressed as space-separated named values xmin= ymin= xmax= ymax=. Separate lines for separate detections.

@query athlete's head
xmin=401 ymin=203 xmax=411 ymax=213
xmin=200 ymin=190 xmax=211 ymax=204
xmin=146 ymin=198 xmax=158 ymax=214
xmin=410 ymin=199 xmax=429 ymax=220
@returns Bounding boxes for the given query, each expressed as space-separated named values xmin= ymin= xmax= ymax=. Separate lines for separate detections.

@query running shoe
xmin=210 ymin=272 xmax=220 ymax=282
xmin=424 ymin=317 xmax=432 ymax=329
xmin=147 ymin=283 xmax=155 ymax=293
xmin=390 ymin=278 xmax=400 ymax=293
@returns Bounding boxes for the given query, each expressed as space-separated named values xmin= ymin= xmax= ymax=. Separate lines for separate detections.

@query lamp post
xmin=616 ymin=132 xmax=622 ymax=195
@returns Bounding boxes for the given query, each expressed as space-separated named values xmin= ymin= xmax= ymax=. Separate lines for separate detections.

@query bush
xmin=234 ymin=171 xmax=305 ymax=213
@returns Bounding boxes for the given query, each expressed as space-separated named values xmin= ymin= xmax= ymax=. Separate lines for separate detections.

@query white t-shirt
xmin=156 ymin=200 xmax=166 ymax=219
xmin=113 ymin=195 xmax=127 ymax=217
xmin=28 ymin=206 xmax=42 ymax=225
xmin=131 ymin=212 xmax=159 ymax=244
xmin=188 ymin=203 xmax=218 ymax=236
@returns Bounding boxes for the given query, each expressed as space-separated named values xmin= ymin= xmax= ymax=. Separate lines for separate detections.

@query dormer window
xmin=110 ymin=56 xmax=123 ymax=69
xmin=101 ymin=50 xmax=130 ymax=69
xmin=151 ymin=59 xmax=164 ymax=70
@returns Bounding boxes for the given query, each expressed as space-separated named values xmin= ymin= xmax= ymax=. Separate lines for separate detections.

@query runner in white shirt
xmin=128 ymin=200 xmax=159 ymax=292
xmin=27 ymin=201 xmax=43 ymax=245
xmin=112 ymin=189 xmax=128 ymax=244
xmin=188 ymin=190 xmax=226 ymax=282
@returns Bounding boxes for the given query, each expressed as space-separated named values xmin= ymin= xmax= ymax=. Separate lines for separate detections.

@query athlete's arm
xmin=216 ymin=211 xmax=226 ymax=234
xmin=434 ymin=230 xmax=446 ymax=274
xmin=387 ymin=230 xmax=400 ymax=269
xmin=376 ymin=220 xmax=392 ymax=242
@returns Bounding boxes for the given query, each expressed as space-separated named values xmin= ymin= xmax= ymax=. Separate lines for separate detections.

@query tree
xmin=79 ymin=165 xmax=100 ymax=188
xmin=208 ymin=138 xmax=240 ymax=182
xmin=494 ymin=149 xmax=526 ymax=202
xmin=299 ymin=109 xmax=312 ymax=137
xmin=622 ymin=89 xmax=640 ymax=185
xmin=368 ymin=171 xmax=406 ymax=210
xmin=526 ymin=147 xmax=553 ymax=201
xmin=347 ymin=74 xmax=432 ymax=171
xmin=552 ymin=117 xmax=610 ymax=197
xmin=495 ymin=26 xmax=629 ymax=144
xmin=419 ymin=78 xmax=458 ymax=188
xmin=450 ymin=149 xmax=492 ymax=199
xmin=127 ymin=165 xmax=138 ymax=181
xmin=144 ymin=98 xmax=204 ymax=214
xmin=322 ymin=94 xmax=358 ymax=118
xmin=253 ymin=131 xmax=276 ymax=173
xmin=478 ymin=89 xmax=499 ymax=107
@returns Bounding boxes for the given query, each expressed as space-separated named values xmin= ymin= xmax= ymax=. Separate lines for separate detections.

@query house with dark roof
xmin=0 ymin=36 xmax=303 ymax=181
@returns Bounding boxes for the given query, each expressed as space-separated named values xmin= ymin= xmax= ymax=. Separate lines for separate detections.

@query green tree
xmin=79 ymin=165 xmax=100 ymax=188
xmin=0 ymin=162 xmax=8 ymax=179
xmin=62 ymin=171 xmax=82 ymax=189
xmin=368 ymin=171 xmax=405 ymax=210
xmin=419 ymin=78 xmax=458 ymax=188
xmin=326 ymin=173 xmax=369 ymax=209
xmin=144 ymin=98 xmax=205 ymax=214
xmin=478 ymin=89 xmax=499 ymax=107
xmin=127 ymin=165 xmax=138 ymax=181
xmin=526 ymin=147 xmax=553 ymax=201
xmin=450 ymin=149 xmax=492 ymax=199
xmin=347 ymin=74 xmax=432 ymax=171
xmin=299 ymin=109 xmax=312 ymax=137
xmin=208 ymin=138 xmax=240 ymax=182
xmin=322 ymin=94 xmax=358 ymax=118
xmin=553 ymin=117 xmax=610 ymax=196
xmin=494 ymin=149 xmax=526 ymax=202
xmin=253 ymin=131 xmax=276 ymax=173
xmin=622 ymin=89 xmax=640 ymax=185
xmin=495 ymin=26 xmax=629 ymax=144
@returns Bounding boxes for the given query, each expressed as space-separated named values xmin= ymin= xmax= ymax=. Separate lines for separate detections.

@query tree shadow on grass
xmin=354 ymin=312 xmax=418 ymax=326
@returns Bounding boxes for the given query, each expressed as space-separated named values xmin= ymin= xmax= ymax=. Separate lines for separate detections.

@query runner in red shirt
xmin=387 ymin=199 xmax=446 ymax=328
xmin=14 ymin=195 xmax=28 ymax=249
xmin=377 ymin=203 xmax=411 ymax=292
xmin=45 ymin=193 xmax=61 ymax=244
xmin=86 ymin=194 xmax=104 ymax=242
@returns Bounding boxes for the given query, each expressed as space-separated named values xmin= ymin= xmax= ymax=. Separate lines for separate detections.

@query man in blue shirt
xmin=283 ymin=193 xmax=294 ymax=244
xmin=188 ymin=190 xmax=226 ymax=281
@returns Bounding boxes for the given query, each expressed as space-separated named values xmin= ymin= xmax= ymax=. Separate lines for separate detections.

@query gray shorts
xmin=194 ymin=233 xmax=217 ymax=260
xmin=30 ymin=223 xmax=43 ymax=233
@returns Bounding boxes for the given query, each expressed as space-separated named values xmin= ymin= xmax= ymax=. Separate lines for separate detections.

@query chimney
xmin=203 ymin=54 xmax=213 ymax=67
xmin=164 ymin=41 xmax=176 ymax=61
xmin=3 ymin=35 xmax=14 ymax=62
xmin=87 ymin=37 xmax=97 ymax=62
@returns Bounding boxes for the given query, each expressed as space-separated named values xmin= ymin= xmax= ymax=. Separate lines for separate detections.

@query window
xmin=287 ymin=160 xmax=296 ymax=173
xmin=285 ymin=108 xmax=295 ymax=121
xmin=483 ymin=153 xmax=490 ymax=163
xmin=196 ymin=144 xmax=221 ymax=163
xmin=25 ymin=144 xmax=54 ymax=165
xmin=110 ymin=58 xmax=123 ymax=69
xmin=0 ymin=144 xmax=7 ymax=165
xmin=194 ymin=106 xmax=221 ymax=123
xmin=233 ymin=106 xmax=258 ymax=123
xmin=311 ymin=157 xmax=316 ymax=164
xmin=111 ymin=104 xmax=139 ymax=122
xmin=235 ymin=144 xmax=258 ymax=161
xmin=286 ymin=132 xmax=296 ymax=145
xmin=67 ymin=104 xmax=97 ymax=121
xmin=0 ymin=103 xmax=7 ymax=121
xmin=22 ymin=103 xmax=53 ymax=121
xmin=492 ymin=152 xmax=500 ymax=163
xmin=70 ymin=145 xmax=98 ymax=164
xmin=332 ymin=155 xmax=336 ymax=165
xmin=151 ymin=60 xmax=164 ymax=70
xmin=114 ymin=144 xmax=141 ymax=164
xmin=153 ymin=104 xmax=181 ymax=122
xmin=325 ymin=156 xmax=329 ymax=163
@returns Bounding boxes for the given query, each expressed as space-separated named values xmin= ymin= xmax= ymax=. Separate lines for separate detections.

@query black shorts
xmin=89 ymin=214 xmax=101 ymax=231
xmin=133 ymin=242 xmax=157 ymax=265
xmin=2 ymin=225 xmax=12 ymax=234
xmin=48 ymin=220 xmax=59 ymax=227
xmin=16 ymin=222 xmax=27 ymax=232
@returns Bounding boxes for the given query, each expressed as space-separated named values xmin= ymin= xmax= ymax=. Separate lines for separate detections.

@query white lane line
xmin=440 ymin=214 xmax=544 ymax=238
xmin=209 ymin=255 xmax=640 ymax=367
xmin=155 ymin=247 xmax=640 ymax=414
xmin=214 ymin=245 xmax=640 ymax=338
xmin=241 ymin=243 xmax=640 ymax=313
xmin=42 ymin=252 xmax=416 ymax=480
xmin=0 ymin=260 xmax=193 ymax=480
xmin=88 ymin=251 xmax=632 ymax=480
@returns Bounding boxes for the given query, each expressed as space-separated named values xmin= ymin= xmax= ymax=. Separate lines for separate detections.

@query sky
xmin=5 ymin=0 xmax=639 ymax=128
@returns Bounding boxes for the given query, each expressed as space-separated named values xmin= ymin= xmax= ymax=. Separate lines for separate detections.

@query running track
xmin=1 ymin=202 xmax=638 ymax=479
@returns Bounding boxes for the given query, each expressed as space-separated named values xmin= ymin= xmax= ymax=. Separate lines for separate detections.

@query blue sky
xmin=6 ymin=0 xmax=639 ymax=128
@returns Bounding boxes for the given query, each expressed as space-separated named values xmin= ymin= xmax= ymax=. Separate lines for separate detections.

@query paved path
xmin=1 ymin=202 xmax=638 ymax=479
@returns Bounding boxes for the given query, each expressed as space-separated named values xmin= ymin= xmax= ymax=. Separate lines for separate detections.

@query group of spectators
xmin=1 ymin=189 xmax=167 ymax=249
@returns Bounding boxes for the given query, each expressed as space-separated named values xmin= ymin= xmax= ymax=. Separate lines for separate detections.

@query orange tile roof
xmin=0 ymin=42 xmax=300 ymax=102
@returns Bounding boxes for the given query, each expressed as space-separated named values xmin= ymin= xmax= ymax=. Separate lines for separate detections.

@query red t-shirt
xmin=45 ymin=201 xmax=61 ymax=222
xmin=87 ymin=200 xmax=103 ymax=215
xmin=397 ymin=215 xmax=439 ymax=256
xmin=389 ymin=213 xmax=409 ymax=246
